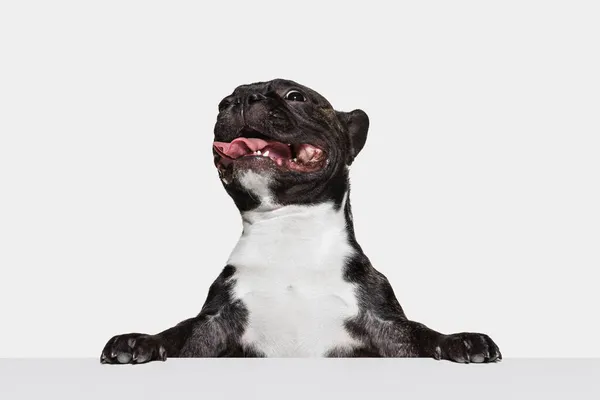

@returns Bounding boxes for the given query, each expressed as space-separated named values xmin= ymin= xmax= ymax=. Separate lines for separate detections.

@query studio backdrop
xmin=0 ymin=0 xmax=598 ymax=358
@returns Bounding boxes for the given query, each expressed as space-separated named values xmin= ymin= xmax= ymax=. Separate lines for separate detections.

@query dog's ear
xmin=337 ymin=109 xmax=369 ymax=164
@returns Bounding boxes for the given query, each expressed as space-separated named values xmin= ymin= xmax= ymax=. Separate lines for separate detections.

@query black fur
xmin=100 ymin=79 xmax=501 ymax=364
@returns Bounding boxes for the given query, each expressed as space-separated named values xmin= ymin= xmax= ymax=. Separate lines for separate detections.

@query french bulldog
xmin=100 ymin=79 xmax=501 ymax=363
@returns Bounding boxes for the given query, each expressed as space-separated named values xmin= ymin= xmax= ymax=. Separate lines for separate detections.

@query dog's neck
xmin=227 ymin=193 xmax=357 ymax=271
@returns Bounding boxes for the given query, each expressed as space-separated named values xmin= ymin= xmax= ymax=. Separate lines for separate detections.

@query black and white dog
xmin=100 ymin=79 xmax=501 ymax=363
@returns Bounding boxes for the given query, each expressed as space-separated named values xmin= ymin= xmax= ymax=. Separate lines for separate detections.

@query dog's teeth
xmin=256 ymin=150 xmax=261 ymax=155
xmin=292 ymin=158 xmax=297 ymax=162
xmin=263 ymin=150 xmax=270 ymax=157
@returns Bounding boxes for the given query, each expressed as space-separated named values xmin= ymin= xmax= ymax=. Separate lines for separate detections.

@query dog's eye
xmin=284 ymin=90 xmax=306 ymax=102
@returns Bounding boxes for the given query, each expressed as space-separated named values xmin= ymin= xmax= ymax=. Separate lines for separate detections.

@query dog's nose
xmin=245 ymin=93 xmax=267 ymax=105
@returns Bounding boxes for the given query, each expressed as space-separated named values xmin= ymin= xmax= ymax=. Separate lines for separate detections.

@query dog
xmin=100 ymin=79 xmax=501 ymax=363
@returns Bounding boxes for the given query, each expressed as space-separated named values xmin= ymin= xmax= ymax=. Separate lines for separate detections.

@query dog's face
xmin=213 ymin=79 xmax=369 ymax=211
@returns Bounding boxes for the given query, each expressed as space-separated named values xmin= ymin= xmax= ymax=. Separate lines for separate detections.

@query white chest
xmin=227 ymin=202 xmax=360 ymax=357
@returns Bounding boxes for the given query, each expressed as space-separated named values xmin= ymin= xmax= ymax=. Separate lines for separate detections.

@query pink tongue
xmin=213 ymin=138 xmax=270 ymax=159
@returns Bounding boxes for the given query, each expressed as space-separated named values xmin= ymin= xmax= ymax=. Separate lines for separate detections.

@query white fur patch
xmin=228 ymin=197 xmax=360 ymax=357
xmin=237 ymin=170 xmax=275 ymax=210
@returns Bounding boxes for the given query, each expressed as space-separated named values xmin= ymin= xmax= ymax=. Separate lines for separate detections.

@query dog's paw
xmin=100 ymin=333 xmax=167 ymax=365
xmin=437 ymin=332 xmax=502 ymax=363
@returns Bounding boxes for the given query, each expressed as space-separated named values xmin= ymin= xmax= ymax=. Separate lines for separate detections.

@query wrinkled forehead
xmin=231 ymin=79 xmax=333 ymax=108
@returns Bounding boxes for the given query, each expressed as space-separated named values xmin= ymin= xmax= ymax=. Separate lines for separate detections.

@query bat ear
xmin=337 ymin=109 xmax=369 ymax=164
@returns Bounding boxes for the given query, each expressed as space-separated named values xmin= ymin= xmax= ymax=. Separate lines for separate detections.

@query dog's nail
xmin=117 ymin=352 xmax=132 ymax=364
xmin=159 ymin=346 xmax=167 ymax=361
xmin=134 ymin=352 xmax=150 ymax=364
xmin=127 ymin=338 xmax=136 ymax=348
xmin=471 ymin=354 xmax=485 ymax=363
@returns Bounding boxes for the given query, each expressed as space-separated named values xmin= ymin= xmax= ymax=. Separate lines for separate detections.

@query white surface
xmin=1 ymin=359 xmax=599 ymax=399
xmin=1 ymin=1 xmax=599 ymax=358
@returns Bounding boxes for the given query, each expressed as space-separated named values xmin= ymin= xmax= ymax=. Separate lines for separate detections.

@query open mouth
xmin=213 ymin=137 xmax=326 ymax=173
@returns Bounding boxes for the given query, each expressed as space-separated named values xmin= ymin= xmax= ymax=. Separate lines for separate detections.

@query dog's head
xmin=213 ymin=79 xmax=369 ymax=211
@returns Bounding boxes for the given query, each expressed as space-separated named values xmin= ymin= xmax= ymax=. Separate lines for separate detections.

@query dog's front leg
xmin=100 ymin=266 xmax=243 ymax=364
xmin=388 ymin=319 xmax=502 ymax=363
xmin=100 ymin=315 xmax=227 ymax=364
xmin=359 ymin=316 xmax=502 ymax=363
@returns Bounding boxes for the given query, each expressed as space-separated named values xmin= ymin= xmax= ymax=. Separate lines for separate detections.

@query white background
xmin=1 ymin=1 xmax=598 ymax=358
